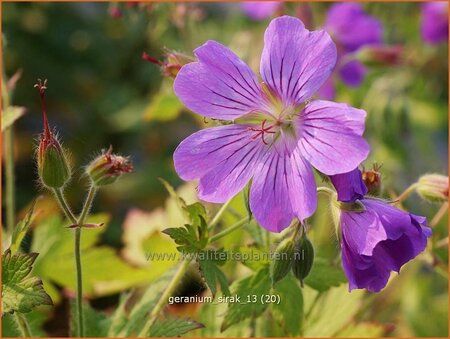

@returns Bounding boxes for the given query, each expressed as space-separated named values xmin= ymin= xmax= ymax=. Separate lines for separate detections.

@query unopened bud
xmin=35 ymin=79 xmax=71 ymax=189
xmin=292 ymin=235 xmax=314 ymax=287
xmin=270 ymin=238 xmax=295 ymax=286
xmin=362 ymin=163 xmax=383 ymax=196
xmin=86 ymin=146 xmax=133 ymax=186
xmin=416 ymin=174 xmax=448 ymax=203
xmin=356 ymin=45 xmax=403 ymax=67
xmin=142 ymin=48 xmax=193 ymax=78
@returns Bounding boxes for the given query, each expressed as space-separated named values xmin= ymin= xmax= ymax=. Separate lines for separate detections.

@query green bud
xmin=35 ymin=79 xmax=71 ymax=189
xmin=37 ymin=138 xmax=71 ymax=189
xmin=416 ymin=174 xmax=448 ymax=203
xmin=86 ymin=146 xmax=133 ymax=186
xmin=270 ymin=238 xmax=295 ymax=286
xmin=292 ymin=235 xmax=314 ymax=287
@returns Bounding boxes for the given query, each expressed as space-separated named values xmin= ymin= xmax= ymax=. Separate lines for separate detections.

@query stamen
xmin=248 ymin=120 xmax=276 ymax=145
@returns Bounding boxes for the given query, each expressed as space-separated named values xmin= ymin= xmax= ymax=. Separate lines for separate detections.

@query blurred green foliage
xmin=2 ymin=2 xmax=448 ymax=337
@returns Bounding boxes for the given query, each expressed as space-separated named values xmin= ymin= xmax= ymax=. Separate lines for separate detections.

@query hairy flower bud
xmin=416 ymin=174 xmax=448 ymax=203
xmin=142 ymin=48 xmax=193 ymax=78
xmin=86 ymin=146 xmax=133 ymax=186
xmin=362 ymin=163 xmax=383 ymax=196
xmin=270 ymin=238 xmax=295 ymax=286
xmin=35 ymin=79 xmax=71 ymax=189
xmin=292 ymin=235 xmax=314 ymax=286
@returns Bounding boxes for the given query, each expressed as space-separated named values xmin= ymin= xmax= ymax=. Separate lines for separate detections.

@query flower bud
xmin=292 ymin=235 xmax=314 ymax=287
xmin=142 ymin=48 xmax=193 ymax=78
xmin=270 ymin=238 xmax=295 ymax=286
xmin=416 ymin=174 xmax=448 ymax=203
xmin=35 ymin=79 xmax=71 ymax=189
xmin=362 ymin=163 xmax=383 ymax=196
xmin=356 ymin=45 xmax=403 ymax=67
xmin=86 ymin=146 xmax=133 ymax=186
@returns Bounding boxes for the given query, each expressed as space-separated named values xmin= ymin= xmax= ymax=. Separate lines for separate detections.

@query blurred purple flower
xmin=321 ymin=3 xmax=383 ymax=99
xmin=241 ymin=1 xmax=282 ymax=20
xmin=331 ymin=170 xmax=431 ymax=292
xmin=421 ymin=2 xmax=449 ymax=44
xmin=173 ymin=16 xmax=369 ymax=232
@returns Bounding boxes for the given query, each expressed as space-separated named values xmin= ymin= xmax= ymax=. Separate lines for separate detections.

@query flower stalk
xmin=14 ymin=313 xmax=31 ymax=337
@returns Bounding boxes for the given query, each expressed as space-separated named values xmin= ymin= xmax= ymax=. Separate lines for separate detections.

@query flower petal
xmin=298 ymin=100 xmax=370 ymax=175
xmin=174 ymin=124 xmax=262 ymax=187
xmin=330 ymin=168 xmax=368 ymax=202
xmin=341 ymin=210 xmax=387 ymax=256
xmin=260 ymin=16 xmax=337 ymax=106
xmin=339 ymin=60 xmax=367 ymax=87
xmin=250 ymin=149 xmax=315 ymax=232
xmin=174 ymin=40 xmax=266 ymax=120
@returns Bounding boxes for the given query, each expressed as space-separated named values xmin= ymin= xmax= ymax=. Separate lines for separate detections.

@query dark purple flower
xmin=241 ymin=2 xmax=281 ymax=21
xmin=330 ymin=168 xmax=368 ymax=202
xmin=331 ymin=170 xmax=431 ymax=292
xmin=321 ymin=3 xmax=383 ymax=99
xmin=340 ymin=199 xmax=431 ymax=292
xmin=421 ymin=2 xmax=448 ymax=44
xmin=173 ymin=16 xmax=370 ymax=232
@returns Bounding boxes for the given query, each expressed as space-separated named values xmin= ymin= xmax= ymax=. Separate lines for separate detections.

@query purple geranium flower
xmin=173 ymin=16 xmax=370 ymax=232
xmin=241 ymin=1 xmax=282 ymax=21
xmin=421 ymin=2 xmax=449 ymax=44
xmin=331 ymin=169 xmax=431 ymax=292
xmin=321 ymin=3 xmax=383 ymax=99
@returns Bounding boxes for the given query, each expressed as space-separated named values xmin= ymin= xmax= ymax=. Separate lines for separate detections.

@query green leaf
xmin=197 ymin=250 xmax=230 ymax=297
xmin=238 ymin=247 xmax=270 ymax=271
xmin=108 ymin=268 xmax=176 ymax=337
xmin=2 ymin=250 xmax=52 ymax=313
xmin=70 ymin=302 xmax=110 ymax=337
xmin=163 ymin=224 xmax=205 ymax=253
xmin=303 ymin=285 xmax=364 ymax=336
xmin=2 ymin=106 xmax=26 ymax=131
xmin=304 ymin=258 xmax=347 ymax=292
xmin=336 ymin=322 xmax=386 ymax=337
xmin=221 ymin=265 xmax=271 ymax=331
xmin=270 ymin=273 xmax=303 ymax=336
xmin=2 ymin=310 xmax=47 ymax=337
xmin=143 ymin=91 xmax=183 ymax=122
xmin=10 ymin=199 xmax=38 ymax=254
xmin=148 ymin=316 xmax=204 ymax=337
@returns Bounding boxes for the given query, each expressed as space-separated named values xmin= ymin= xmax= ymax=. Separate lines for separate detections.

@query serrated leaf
xmin=70 ymin=301 xmax=110 ymax=337
xmin=10 ymin=199 xmax=39 ymax=254
xmin=221 ymin=266 xmax=271 ymax=332
xmin=163 ymin=225 xmax=205 ymax=253
xmin=2 ymin=106 xmax=26 ymax=131
xmin=197 ymin=250 xmax=230 ymax=297
xmin=148 ymin=316 xmax=204 ymax=337
xmin=304 ymin=258 xmax=347 ymax=292
xmin=2 ymin=250 xmax=52 ymax=313
xmin=270 ymin=273 xmax=303 ymax=336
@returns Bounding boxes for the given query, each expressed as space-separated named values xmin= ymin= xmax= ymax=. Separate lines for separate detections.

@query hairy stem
xmin=138 ymin=259 xmax=191 ymax=337
xmin=208 ymin=197 xmax=233 ymax=231
xmin=52 ymin=188 xmax=77 ymax=224
xmin=430 ymin=202 xmax=448 ymax=228
xmin=209 ymin=217 xmax=247 ymax=243
xmin=4 ymin=127 xmax=15 ymax=233
xmin=14 ymin=313 xmax=31 ymax=337
xmin=74 ymin=185 xmax=97 ymax=337
xmin=395 ymin=183 xmax=418 ymax=203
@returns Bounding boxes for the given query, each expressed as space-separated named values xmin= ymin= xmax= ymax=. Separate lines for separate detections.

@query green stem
xmin=14 ymin=313 xmax=31 ymax=337
xmin=52 ymin=188 xmax=77 ymax=224
xmin=316 ymin=186 xmax=336 ymax=197
xmin=138 ymin=259 xmax=191 ymax=337
xmin=208 ymin=197 xmax=233 ymax=231
xmin=396 ymin=183 xmax=418 ymax=203
xmin=430 ymin=202 xmax=448 ymax=228
xmin=4 ymin=127 xmax=15 ymax=233
xmin=209 ymin=218 xmax=247 ymax=243
xmin=305 ymin=291 xmax=324 ymax=320
xmin=73 ymin=185 xmax=97 ymax=338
